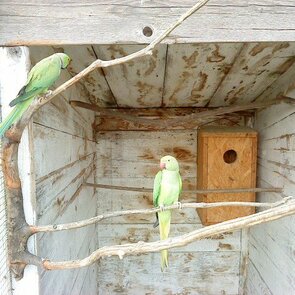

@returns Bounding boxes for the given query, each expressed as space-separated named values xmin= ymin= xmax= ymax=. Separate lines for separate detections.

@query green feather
xmin=153 ymin=155 xmax=182 ymax=271
xmin=0 ymin=53 xmax=70 ymax=137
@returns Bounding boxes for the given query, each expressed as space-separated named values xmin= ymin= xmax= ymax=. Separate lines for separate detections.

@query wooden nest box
xmin=197 ymin=126 xmax=258 ymax=225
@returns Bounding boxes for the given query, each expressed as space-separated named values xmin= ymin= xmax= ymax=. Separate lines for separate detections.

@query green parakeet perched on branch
xmin=153 ymin=155 xmax=182 ymax=271
xmin=0 ymin=53 xmax=71 ymax=137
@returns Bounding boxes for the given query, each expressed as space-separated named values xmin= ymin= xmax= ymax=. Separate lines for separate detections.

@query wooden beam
xmin=83 ymin=182 xmax=283 ymax=194
xmin=71 ymin=98 xmax=291 ymax=131
xmin=1 ymin=1 xmax=295 ymax=45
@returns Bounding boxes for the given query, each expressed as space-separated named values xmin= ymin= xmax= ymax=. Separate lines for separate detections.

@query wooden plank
xmin=36 ymin=154 xmax=95 ymax=223
xmin=61 ymin=45 xmax=116 ymax=107
xmin=93 ymin=44 xmax=167 ymax=107
xmin=248 ymin=221 xmax=295 ymax=294
xmin=97 ymin=252 xmax=240 ymax=295
xmin=94 ymin=107 xmax=248 ymax=131
xmin=33 ymin=124 xmax=95 ymax=180
xmin=255 ymin=60 xmax=295 ymax=102
xmin=2 ymin=1 xmax=295 ymax=45
xmin=209 ymin=42 xmax=295 ymax=106
xmin=245 ymin=260 xmax=272 ymax=295
xmin=245 ymin=100 xmax=295 ymax=294
xmin=34 ymin=96 xmax=94 ymax=140
xmin=163 ymin=43 xmax=242 ymax=107
xmin=97 ymin=224 xmax=241 ymax=252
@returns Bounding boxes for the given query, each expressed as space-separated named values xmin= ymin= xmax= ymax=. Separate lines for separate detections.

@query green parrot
xmin=153 ymin=155 xmax=182 ymax=271
xmin=0 ymin=53 xmax=71 ymax=137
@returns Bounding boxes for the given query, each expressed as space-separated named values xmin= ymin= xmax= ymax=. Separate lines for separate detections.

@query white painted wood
xmin=0 ymin=47 xmax=39 ymax=295
xmin=97 ymin=252 xmax=240 ymax=294
xmin=93 ymin=44 xmax=167 ymax=107
xmin=62 ymin=45 xmax=117 ymax=107
xmin=33 ymin=124 xmax=95 ymax=180
xmin=245 ymin=104 xmax=295 ymax=293
xmin=209 ymin=42 xmax=295 ymax=106
xmin=163 ymin=43 xmax=242 ymax=107
xmin=96 ymin=128 xmax=243 ymax=294
xmin=1 ymin=1 xmax=295 ymax=45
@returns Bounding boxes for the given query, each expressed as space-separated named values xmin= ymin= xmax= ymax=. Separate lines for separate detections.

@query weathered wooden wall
xmin=1 ymin=1 xmax=295 ymax=45
xmin=96 ymin=129 xmax=246 ymax=294
xmin=29 ymin=47 xmax=98 ymax=295
xmin=245 ymin=99 xmax=295 ymax=294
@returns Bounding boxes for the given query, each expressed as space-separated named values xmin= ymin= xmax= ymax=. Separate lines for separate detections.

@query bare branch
xmin=31 ymin=198 xmax=286 ymax=233
xmin=39 ymin=197 xmax=295 ymax=270
xmin=83 ymin=182 xmax=283 ymax=194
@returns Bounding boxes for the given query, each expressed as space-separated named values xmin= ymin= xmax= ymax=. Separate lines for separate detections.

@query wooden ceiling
xmin=30 ymin=42 xmax=295 ymax=109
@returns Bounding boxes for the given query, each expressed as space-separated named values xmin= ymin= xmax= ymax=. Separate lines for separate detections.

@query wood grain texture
xmin=163 ymin=43 xmax=242 ymax=106
xmin=245 ymin=104 xmax=295 ymax=293
xmin=197 ymin=127 xmax=257 ymax=225
xmin=28 ymin=46 xmax=98 ymax=295
xmin=96 ymin=129 xmax=242 ymax=294
xmin=209 ymin=42 xmax=295 ymax=106
xmin=1 ymin=1 xmax=295 ymax=45
xmin=93 ymin=44 xmax=167 ymax=107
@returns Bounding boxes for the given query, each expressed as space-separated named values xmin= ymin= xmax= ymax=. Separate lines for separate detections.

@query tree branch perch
xmin=31 ymin=197 xmax=286 ymax=233
xmin=36 ymin=196 xmax=295 ymax=270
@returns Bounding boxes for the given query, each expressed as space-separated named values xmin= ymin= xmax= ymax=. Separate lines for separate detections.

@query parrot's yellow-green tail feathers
xmin=161 ymin=249 xmax=169 ymax=271
xmin=0 ymin=106 xmax=21 ymax=138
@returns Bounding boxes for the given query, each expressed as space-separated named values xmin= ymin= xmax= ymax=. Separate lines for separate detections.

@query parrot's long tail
xmin=0 ymin=99 xmax=32 ymax=138
xmin=159 ymin=210 xmax=171 ymax=271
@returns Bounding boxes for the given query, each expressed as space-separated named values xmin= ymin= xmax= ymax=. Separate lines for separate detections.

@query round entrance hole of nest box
xmin=223 ymin=149 xmax=237 ymax=164
xmin=143 ymin=26 xmax=153 ymax=37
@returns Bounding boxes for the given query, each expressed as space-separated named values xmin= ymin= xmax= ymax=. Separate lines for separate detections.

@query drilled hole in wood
xmin=223 ymin=149 xmax=237 ymax=164
xmin=143 ymin=26 xmax=153 ymax=37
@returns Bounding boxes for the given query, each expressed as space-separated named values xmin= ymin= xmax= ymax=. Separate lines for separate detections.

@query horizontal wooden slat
xmin=97 ymin=252 xmax=240 ymax=294
xmin=98 ymin=224 xmax=241 ymax=252
xmin=1 ymin=1 xmax=295 ymax=45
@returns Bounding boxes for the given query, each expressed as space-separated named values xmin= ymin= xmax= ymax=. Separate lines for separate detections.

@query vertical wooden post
xmin=0 ymin=47 xmax=38 ymax=286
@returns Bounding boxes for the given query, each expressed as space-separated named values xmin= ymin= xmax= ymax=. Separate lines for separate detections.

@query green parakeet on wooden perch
xmin=0 ymin=53 xmax=71 ymax=137
xmin=153 ymin=155 xmax=182 ymax=271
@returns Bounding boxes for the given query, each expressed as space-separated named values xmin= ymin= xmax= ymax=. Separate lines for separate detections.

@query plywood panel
xmin=163 ymin=43 xmax=242 ymax=107
xmin=197 ymin=127 xmax=257 ymax=224
xmin=93 ymin=44 xmax=167 ymax=107
xmin=209 ymin=42 xmax=295 ymax=106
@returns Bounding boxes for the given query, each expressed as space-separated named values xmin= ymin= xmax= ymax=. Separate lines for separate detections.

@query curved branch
xmin=39 ymin=197 xmax=295 ymax=270
xmin=31 ymin=198 xmax=286 ymax=233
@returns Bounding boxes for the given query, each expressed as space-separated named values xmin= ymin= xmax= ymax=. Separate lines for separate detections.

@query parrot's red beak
xmin=160 ymin=162 xmax=166 ymax=170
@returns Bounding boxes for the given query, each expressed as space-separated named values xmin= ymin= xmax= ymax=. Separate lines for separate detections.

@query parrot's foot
xmin=44 ymin=90 xmax=53 ymax=98
xmin=159 ymin=204 xmax=165 ymax=212
xmin=174 ymin=201 xmax=182 ymax=210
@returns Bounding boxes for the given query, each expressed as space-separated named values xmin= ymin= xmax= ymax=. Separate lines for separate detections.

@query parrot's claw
xmin=159 ymin=205 xmax=165 ymax=212
xmin=45 ymin=90 xmax=53 ymax=98
xmin=175 ymin=201 xmax=182 ymax=210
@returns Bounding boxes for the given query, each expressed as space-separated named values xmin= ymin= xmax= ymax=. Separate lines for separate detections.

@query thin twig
xmin=39 ymin=197 xmax=295 ymax=270
xmin=84 ymin=182 xmax=283 ymax=194
xmin=31 ymin=198 xmax=286 ymax=233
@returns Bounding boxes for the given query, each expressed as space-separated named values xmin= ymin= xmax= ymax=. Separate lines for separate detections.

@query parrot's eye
xmin=168 ymin=159 xmax=170 ymax=162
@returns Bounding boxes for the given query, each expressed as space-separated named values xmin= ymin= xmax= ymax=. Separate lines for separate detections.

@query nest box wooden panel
xmin=197 ymin=126 xmax=258 ymax=225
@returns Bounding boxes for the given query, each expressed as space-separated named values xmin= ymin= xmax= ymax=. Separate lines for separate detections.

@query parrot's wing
xmin=9 ymin=57 xmax=61 ymax=106
xmin=153 ymin=171 xmax=162 ymax=207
